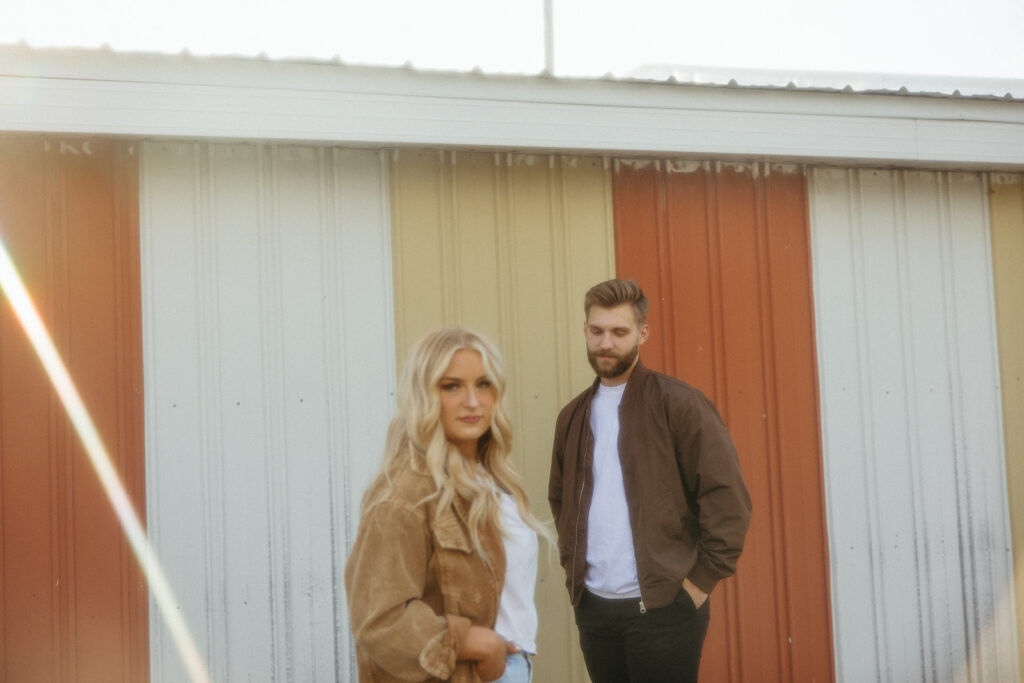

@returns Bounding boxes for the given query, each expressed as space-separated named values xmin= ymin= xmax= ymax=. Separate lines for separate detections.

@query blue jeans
xmin=492 ymin=651 xmax=532 ymax=683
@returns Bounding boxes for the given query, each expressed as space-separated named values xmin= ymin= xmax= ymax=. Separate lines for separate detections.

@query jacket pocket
xmin=432 ymin=513 xmax=480 ymax=618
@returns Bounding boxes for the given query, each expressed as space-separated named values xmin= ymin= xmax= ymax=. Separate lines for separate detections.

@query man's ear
xmin=639 ymin=323 xmax=650 ymax=345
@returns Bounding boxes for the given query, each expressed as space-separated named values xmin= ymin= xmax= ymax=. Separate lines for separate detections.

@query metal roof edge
xmin=621 ymin=63 xmax=1024 ymax=101
xmin=2 ymin=44 xmax=1023 ymax=170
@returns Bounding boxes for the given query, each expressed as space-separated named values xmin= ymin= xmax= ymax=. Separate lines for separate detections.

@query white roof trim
xmin=622 ymin=64 xmax=1024 ymax=101
xmin=2 ymin=46 xmax=1023 ymax=169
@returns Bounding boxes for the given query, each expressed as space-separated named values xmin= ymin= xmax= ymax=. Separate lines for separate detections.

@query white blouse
xmin=493 ymin=489 xmax=539 ymax=654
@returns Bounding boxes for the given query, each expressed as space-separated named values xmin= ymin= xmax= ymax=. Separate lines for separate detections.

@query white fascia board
xmin=2 ymin=47 xmax=1024 ymax=169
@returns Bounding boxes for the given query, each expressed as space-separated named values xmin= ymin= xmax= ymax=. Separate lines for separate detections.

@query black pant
xmin=574 ymin=588 xmax=711 ymax=683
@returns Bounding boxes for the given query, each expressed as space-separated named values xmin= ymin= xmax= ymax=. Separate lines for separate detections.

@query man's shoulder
xmin=635 ymin=364 xmax=704 ymax=403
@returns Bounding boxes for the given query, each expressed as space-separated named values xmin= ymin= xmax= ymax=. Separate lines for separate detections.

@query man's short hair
xmin=584 ymin=278 xmax=649 ymax=325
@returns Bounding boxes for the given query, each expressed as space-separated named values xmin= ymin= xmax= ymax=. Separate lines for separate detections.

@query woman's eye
xmin=441 ymin=383 xmax=459 ymax=391
xmin=477 ymin=380 xmax=492 ymax=389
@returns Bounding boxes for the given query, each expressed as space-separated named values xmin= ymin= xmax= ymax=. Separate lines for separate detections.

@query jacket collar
xmin=588 ymin=357 xmax=649 ymax=398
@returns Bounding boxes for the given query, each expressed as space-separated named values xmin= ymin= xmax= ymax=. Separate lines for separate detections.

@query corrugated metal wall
xmin=990 ymin=173 xmax=1024 ymax=683
xmin=809 ymin=168 xmax=1019 ymax=682
xmin=10 ymin=133 xmax=1012 ymax=683
xmin=389 ymin=149 xmax=615 ymax=683
xmin=139 ymin=142 xmax=396 ymax=682
xmin=612 ymin=160 xmax=834 ymax=683
xmin=0 ymin=136 xmax=148 ymax=681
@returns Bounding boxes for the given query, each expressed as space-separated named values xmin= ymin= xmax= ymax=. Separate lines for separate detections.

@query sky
xmin=1 ymin=0 xmax=1023 ymax=82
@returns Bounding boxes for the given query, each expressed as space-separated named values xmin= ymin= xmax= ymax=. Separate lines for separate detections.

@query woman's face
xmin=439 ymin=349 xmax=497 ymax=460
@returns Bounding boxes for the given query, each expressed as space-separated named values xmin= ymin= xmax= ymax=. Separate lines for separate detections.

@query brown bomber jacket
xmin=345 ymin=465 xmax=504 ymax=682
xmin=548 ymin=360 xmax=751 ymax=609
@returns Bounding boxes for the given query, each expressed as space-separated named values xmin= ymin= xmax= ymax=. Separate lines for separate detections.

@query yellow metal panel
xmin=990 ymin=173 xmax=1024 ymax=683
xmin=390 ymin=149 xmax=614 ymax=683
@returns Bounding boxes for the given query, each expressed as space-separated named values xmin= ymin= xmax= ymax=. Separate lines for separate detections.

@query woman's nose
xmin=464 ymin=388 xmax=480 ymax=407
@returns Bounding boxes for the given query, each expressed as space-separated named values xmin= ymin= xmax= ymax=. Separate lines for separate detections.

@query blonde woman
xmin=345 ymin=328 xmax=550 ymax=682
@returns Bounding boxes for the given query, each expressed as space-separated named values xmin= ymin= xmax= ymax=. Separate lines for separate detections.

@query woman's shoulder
xmin=365 ymin=464 xmax=438 ymax=512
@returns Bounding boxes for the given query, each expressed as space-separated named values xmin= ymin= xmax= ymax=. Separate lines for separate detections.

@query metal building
xmin=1 ymin=45 xmax=1022 ymax=682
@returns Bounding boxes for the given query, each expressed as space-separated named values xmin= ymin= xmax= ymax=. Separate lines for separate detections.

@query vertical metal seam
xmin=43 ymin=136 xmax=66 ymax=683
xmin=189 ymin=142 xmax=216 ymax=678
xmin=893 ymin=169 xmax=934 ymax=682
xmin=495 ymin=154 xmax=518 ymax=466
xmin=936 ymin=171 xmax=980 ymax=683
xmin=705 ymin=162 xmax=726 ymax=414
xmin=388 ymin=150 xmax=407 ymax=359
xmin=257 ymin=144 xmax=285 ymax=683
xmin=554 ymin=155 xmax=583 ymax=683
xmin=322 ymin=147 xmax=344 ymax=683
xmin=496 ymin=153 xmax=511 ymax=349
xmin=754 ymin=163 xmax=792 ymax=682
xmin=654 ymin=162 xmax=674 ymax=376
xmin=849 ymin=169 xmax=887 ymax=682
xmin=55 ymin=138 xmax=78 ymax=683
xmin=442 ymin=151 xmax=458 ymax=323
xmin=139 ymin=140 xmax=164 ymax=680
xmin=552 ymin=156 xmax=572 ymax=404
xmin=111 ymin=141 xmax=133 ymax=683
xmin=711 ymin=163 xmax=744 ymax=683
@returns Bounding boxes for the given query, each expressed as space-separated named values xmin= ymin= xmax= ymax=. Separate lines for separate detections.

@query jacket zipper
xmin=570 ymin=421 xmax=592 ymax=605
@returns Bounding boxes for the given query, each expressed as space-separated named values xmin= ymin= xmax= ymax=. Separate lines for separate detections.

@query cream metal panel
xmin=390 ymin=149 xmax=614 ymax=683
xmin=809 ymin=168 xmax=1019 ymax=682
xmin=140 ymin=142 xmax=394 ymax=682
xmin=990 ymin=174 xmax=1024 ymax=683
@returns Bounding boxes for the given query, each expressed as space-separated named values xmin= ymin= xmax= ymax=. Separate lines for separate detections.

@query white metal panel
xmin=809 ymin=168 xmax=1020 ymax=682
xmin=140 ymin=142 xmax=394 ymax=682
xmin=2 ymin=46 xmax=1024 ymax=170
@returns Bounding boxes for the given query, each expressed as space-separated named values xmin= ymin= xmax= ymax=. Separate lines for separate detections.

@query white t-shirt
xmin=493 ymin=489 xmax=539 ymax=653
xmin=584 ymin=382 xmax=640 ymax=598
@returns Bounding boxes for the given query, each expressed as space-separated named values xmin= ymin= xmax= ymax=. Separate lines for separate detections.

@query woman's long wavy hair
xmin=363 ymin=327 xmax=552 ymax=558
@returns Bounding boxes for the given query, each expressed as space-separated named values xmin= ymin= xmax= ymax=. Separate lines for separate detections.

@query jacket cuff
xmin=687 ymin=563 xmax=721 ymax=595
xmin=419 ymin=615 xmax=472 ymax=679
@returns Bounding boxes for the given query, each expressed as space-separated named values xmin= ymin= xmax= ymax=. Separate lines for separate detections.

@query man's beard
xmin=587 ymin=343 xmax=639 ymax=380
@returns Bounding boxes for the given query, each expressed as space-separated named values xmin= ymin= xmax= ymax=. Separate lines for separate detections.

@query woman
xmin=345 ymin=327 xmax=550 ymax=682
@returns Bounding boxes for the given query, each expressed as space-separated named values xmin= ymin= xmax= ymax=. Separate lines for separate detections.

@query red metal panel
xmin=613 ymin=160 xmax=834 ymax=682
xmin=0 ymin=136 xmax=148 ymax=682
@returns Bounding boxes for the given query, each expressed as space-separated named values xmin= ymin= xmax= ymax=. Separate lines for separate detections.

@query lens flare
xmin=0 ymin=234 xmax=212 ymax=683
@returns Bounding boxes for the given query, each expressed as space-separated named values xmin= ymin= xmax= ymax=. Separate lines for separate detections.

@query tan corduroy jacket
xmin=345 ymin=465 xmax=505 ymax=682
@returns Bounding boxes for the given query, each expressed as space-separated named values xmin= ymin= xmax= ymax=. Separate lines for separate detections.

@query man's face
xmin=584 ymin=303 xmax=649 ymax=385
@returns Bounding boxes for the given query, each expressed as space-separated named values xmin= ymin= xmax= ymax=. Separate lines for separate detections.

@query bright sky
xmin=2 ymin=0 xmax=1023 ymax=81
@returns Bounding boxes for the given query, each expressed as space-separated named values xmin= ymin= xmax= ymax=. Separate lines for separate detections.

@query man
xmin=549 ymin=278 xmax=751 ymax=683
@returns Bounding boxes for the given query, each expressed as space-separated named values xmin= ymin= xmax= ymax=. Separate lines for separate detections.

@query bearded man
xmin=548 ymin=278 xmax=752 ymax=683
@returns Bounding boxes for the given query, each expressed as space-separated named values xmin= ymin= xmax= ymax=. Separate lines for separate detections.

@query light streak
xmin=0 ymin=234 xmax=212 ymax=683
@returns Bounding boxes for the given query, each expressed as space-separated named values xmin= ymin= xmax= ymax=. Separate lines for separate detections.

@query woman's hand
xmin=458 ymin=625 xmax=516 ymax=681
